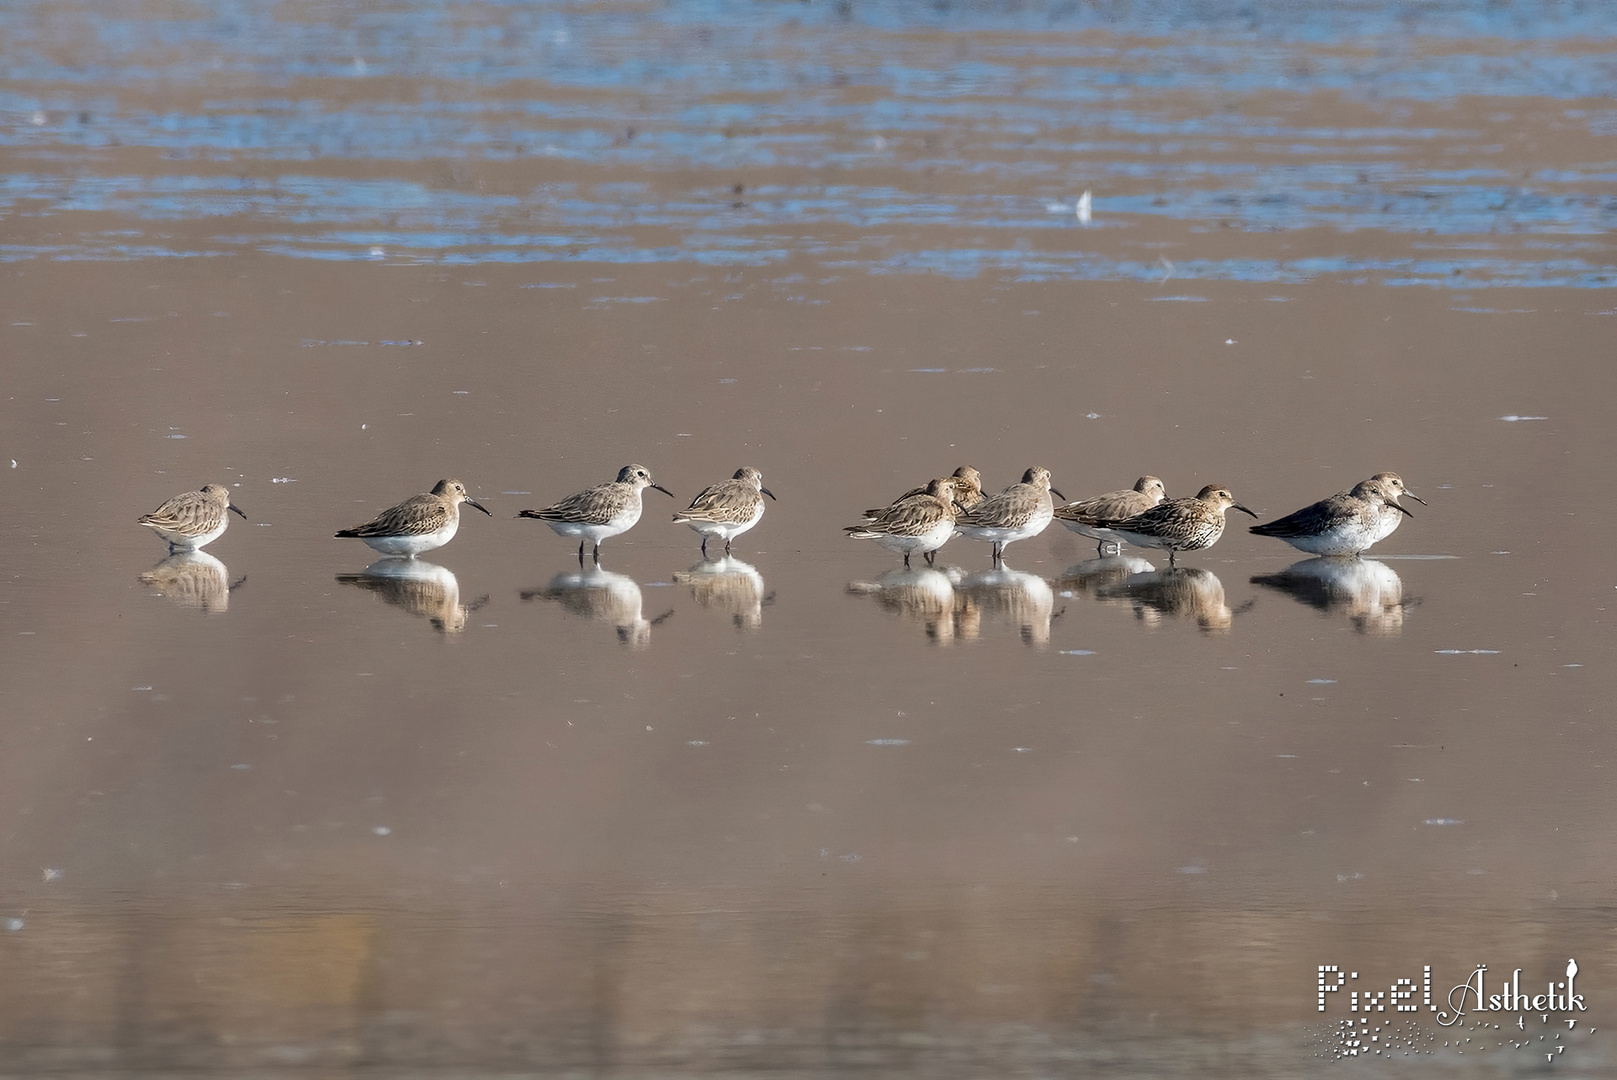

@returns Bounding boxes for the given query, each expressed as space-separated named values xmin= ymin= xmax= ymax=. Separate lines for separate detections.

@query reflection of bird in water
xmin=956 ymin=566 xmax=1056 ymax=647
xmin=1096 ymin=567 xmax=1246 ymax=632
xmin=139 ymin=551 xmax=242 ymax=613
xmin=1054 ymin=475 xmax=1167 ymax=555
xmin=1251 ymin=556 xmax=1414 ymax=635
xmin=847 ymin=567 xmax=965 ymax=644
xmin=1055 ymin=553 xmax=1157 ymax=596
xmin=672 ymin=557 xmax=772 ymax=630
xmin=337 ymin=559 xmax=488 ymax=634
xmin=520 ymin=567 xmax=670 ymax=649
xmin=1249 ymin=473 xmax=1425 ymax=556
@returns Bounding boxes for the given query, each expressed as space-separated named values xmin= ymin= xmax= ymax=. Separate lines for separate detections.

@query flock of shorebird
xmin=136 ymin=464 xmax=1425 ymax=566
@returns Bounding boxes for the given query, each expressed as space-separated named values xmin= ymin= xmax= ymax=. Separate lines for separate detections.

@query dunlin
xmin=138 ymin=483 xmax=245 ymax=552
xmin=519 ymin=464 xmax=673 ymax=564
xmin=336 ymin=478 xmax=490 ymax=557
xmin=672 ymin=466 xmax=776 ymax=557
xmin=1054 ymin=476 xmax=1168 ymax=554
xmin=864 ymin=465 xmax=984 ymax=521
xmin=1094 ymin=484 xmax=1257 ymax=567
xmin=846 ymin=476 xmax=964 ymax=568
xmin=1249 ymin=473 xmax=1424 ymax=556
xmin=956 ymin=467 xmax=1065 ymax=563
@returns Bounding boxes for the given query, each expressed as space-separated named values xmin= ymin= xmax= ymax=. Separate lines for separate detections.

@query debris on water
xmin=372 ymin=826 xmax=391 ymax=836
xmin=1499 ymin=415 xmax=1548 ymax=421
xmin=230 ymin=763 xmax=251 ymax=770
xmin=866 ymin=738 xmax=909 ymax=746
xmin=1178 ymin=864 xmax=1206 ymax=874
xmin=1425 ymin=818 xmax=1463 ymax=826
xmin=1076 ymin=189 xmax=1092 ymax=225
xmin=1307 ymin=678 xmax=1336 ymax=684
xmin=1435 ymin=649 xmax=1500 ymax=655
xmin=687 ymin=740 xmax=708 ymax=746
xmin=1060 ymin=649 xmax=1096 ymax=656
xmin=271 ymin=477 xmax=296 ymax=483
xmin=4 ymin=919 xmax=22 ymax=932
xmin=42 ymin=868 xmax=62 ymax=882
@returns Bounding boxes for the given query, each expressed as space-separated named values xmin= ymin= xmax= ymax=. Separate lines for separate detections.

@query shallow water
xmin=2 ymin=1 xmax=1616 ymax=1075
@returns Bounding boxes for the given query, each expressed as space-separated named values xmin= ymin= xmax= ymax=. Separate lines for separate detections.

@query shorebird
xmin=846 ymin=476 xmax=965 ymax=568
xmin=1093 ymin=484 xmax=1257 ymax=567
xmin=519 ymin=464 xmax=673 ymax=565
xmin=864 ymin=466 xmax=985 ymax=521
xmin=336 ymin=478 xmax=490 ymax=557
xmin=1249 ymin=473 xmax=1425 ymax=556
xmin=137 ymin=483 xmax=246 ymax=552
xmin=672 ymin=466 xmax=776 ymax=557
xmin=1054 ymin=475 xmax=1168 ymax=554
xmin=955 ymin=467 xmax=1065 ymax=563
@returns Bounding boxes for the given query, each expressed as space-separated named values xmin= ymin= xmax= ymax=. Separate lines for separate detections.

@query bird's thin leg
xmin=592 ymin=543 xmax=601 ymax=566
xmin=1168 ymin=550 xmax=1177 ymax=569
xmin=924 ymin=550 xmax=935 ymax=568
xmin=903 ymin=551 xmax=911 ymax=569
xmin=725 ymin=538 xmax=732 ymax=556
xmin=577 ymin=540 xmax=586 ymax=567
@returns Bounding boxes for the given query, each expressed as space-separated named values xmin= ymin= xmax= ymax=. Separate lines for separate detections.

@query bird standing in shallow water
xmin=672 ymin=466 xmax=776 ymax=558
xmin=1054 ymin=475 xmax=1168 ymax=555
xmin=956 ymin=467 xmax=1065 ymax=564
xmin=1249 ymin=473 xmax=1424 ymax=556
xmin=335 ymin=478 xmax=490 ymax=557
xmin=847 ymin=476 xmax=965 ymax=568
xmin=519 ymin=464 xmax=673 ymax=565
xmin=138 ymin=483 xmax=246 ymax=553
xmin=1094 ymin=484 xmax=1257 ymax=567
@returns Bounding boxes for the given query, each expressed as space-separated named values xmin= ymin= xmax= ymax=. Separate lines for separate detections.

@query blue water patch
xmin=0 ymin=0 xmax=1612 ymax=284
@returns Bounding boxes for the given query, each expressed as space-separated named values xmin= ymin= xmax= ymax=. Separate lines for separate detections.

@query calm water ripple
xmin=1 ymin=1 xmax=1614 ymax=278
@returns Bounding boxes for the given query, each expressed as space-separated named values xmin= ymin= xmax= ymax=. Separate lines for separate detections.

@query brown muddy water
xmin=2 ymin=1 xmax=1616 ymax=1075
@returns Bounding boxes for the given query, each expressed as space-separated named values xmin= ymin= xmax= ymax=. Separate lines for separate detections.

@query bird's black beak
xmin=1391 ymin=501 xmax=1413 ymax=517
xmin=228 ymin=503 xmax=248 ymax=520
xmin=651 ymin=483 xmax=675 ymax=498
xmin=1049 ymin=488 xmax=1067 ymax=502
xmin=1404 ymin=491 xmax=1427 ymax=506
xmin=466 ymin=498 xmax=492 ymax=517
xmin=1234 ymin=503 xmax=1260 ymax=519
xmin=761 ymin=487 xmax=778 ymax=501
